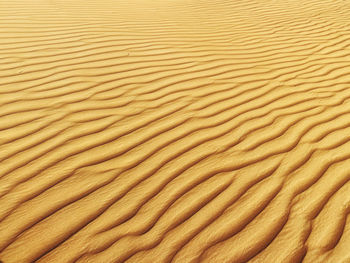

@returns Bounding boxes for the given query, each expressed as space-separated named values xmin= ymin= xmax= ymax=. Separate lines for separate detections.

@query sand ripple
xmin=1 ymin=0 xmax=350 ymax=262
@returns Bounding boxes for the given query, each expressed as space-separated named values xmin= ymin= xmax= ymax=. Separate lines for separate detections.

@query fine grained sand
xmin=1 ymin=0 xmax=350 ymax=262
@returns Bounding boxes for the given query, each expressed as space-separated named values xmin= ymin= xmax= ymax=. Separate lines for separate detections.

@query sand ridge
xmin=1 ymin=0 xmax=350 ymax=262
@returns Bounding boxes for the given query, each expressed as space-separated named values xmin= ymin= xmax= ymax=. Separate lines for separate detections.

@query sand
xmin=1 ymin=0 xmax=350 ymax=262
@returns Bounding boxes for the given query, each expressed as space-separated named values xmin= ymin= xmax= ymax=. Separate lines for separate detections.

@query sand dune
xmin=1 ymin=0 xmax=350 ymax=262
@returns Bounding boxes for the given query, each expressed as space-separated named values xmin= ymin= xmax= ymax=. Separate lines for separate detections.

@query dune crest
xmin=1 ymin=0 xmax=350 ymax=262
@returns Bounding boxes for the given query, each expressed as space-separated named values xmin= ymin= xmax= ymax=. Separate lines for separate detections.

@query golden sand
xmin=1 ymin=0 xmax=350 ymax=262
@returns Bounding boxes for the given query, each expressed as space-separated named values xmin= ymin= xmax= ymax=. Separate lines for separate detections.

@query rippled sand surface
xmin=1 ymin=0 xmax=350 ymax=262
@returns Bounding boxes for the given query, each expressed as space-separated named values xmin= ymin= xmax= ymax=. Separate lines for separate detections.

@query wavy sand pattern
xmin=1 ymin=0 xmax=350 ymax=262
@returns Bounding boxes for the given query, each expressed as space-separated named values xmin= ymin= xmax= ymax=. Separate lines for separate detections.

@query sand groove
xmin=2 ymin=0 xmax=350 ymax=262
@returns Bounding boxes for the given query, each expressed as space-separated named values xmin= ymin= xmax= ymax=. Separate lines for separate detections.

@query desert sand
xmin=1 ymin=0 xmax=350 ymax=262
